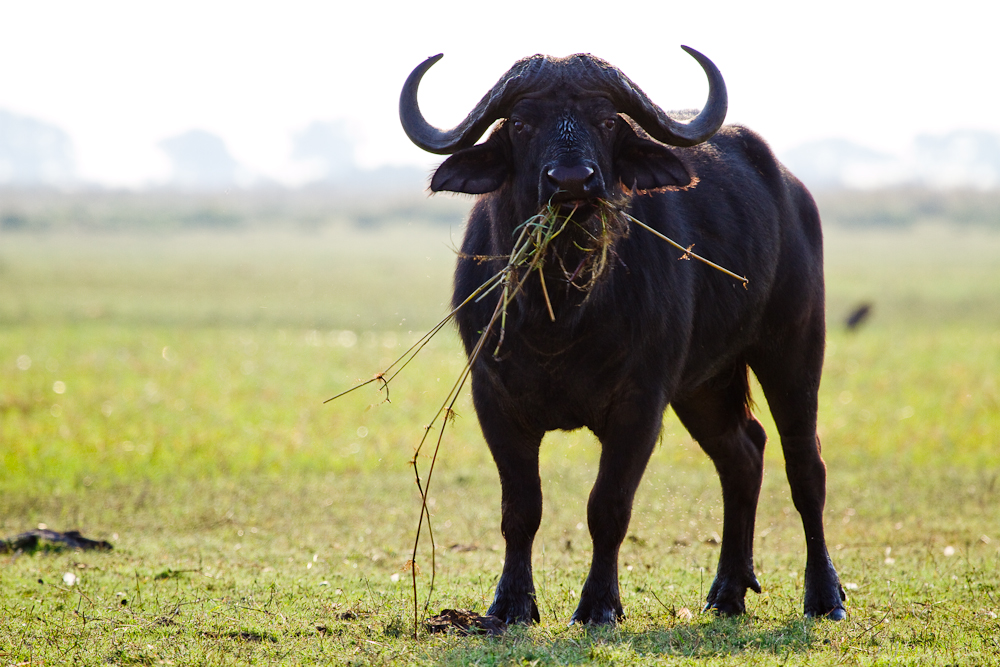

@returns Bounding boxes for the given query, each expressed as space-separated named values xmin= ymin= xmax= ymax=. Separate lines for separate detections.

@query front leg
xmin=475 ymin=384 xmax=545 ymax=624
xmin=487 ymin=445 xmax=543 ymax=625
xmin=573 ymin=403 xmax=661 ymax=625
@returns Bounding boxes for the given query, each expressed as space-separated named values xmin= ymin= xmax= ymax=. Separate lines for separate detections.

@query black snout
xmin=543 ymin=162 xmax=601 ymax=204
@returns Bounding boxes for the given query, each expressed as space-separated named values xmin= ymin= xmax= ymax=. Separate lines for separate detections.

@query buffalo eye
xmin=512 ymin=119 xmax=525 ymax=134
xmin=602 ymin=118 xmax=616 ymax=131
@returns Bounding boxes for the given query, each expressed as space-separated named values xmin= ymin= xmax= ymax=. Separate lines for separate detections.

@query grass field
xmin=1 ymin=209 xmax=999 ymax=665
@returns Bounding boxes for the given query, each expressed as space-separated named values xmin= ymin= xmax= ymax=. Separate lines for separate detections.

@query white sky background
xmin=1 ymin=0 xmax=997 ymax=187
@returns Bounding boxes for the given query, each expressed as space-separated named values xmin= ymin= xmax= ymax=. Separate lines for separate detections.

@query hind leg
xmin=673 ymin=367 xmax=767 ymax=615
xmin=750 ymin=315 xmax=846 ymax=619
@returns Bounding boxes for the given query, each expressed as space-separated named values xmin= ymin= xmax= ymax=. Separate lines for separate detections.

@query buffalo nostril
xmin=546 ymin=165 xmax=597 ymax=198
xmin=546 ymin=165 xmax=594 ymax=181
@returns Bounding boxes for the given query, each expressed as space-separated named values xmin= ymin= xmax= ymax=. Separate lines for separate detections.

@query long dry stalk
xmin=614 ymin=207 xmax=748 ymax=286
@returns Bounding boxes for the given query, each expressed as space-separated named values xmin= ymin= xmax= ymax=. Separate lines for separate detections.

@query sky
xmin=1 ymin=0 xmax=998 ymax=188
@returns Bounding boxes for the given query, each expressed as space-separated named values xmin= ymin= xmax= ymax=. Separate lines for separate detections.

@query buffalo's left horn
xmin=608 ymin=46 xmax=728 ymax=148
xmin=399 ymin=54 xmax=543 ymax=155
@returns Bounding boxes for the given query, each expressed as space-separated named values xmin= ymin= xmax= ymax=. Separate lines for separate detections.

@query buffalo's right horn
xmin=399 ymin=54 xmax=545 ymax=155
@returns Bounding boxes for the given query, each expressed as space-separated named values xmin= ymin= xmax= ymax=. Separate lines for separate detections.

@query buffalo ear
xmin=615 ymin=128 xmax=693 ymax=192
xmin=430 ymin=140 xmax=508 ymax=194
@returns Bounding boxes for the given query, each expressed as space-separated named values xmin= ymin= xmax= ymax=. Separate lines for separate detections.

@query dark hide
xmin=425 ymin=56 xmax=845 ymax=625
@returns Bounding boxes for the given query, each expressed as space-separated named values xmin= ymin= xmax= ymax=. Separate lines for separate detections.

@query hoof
xmin=703 ymin=571 xmax=758 ymax=617
xmin=487 ymin=593 xmax=539 ymax=625
xmin=825 ymin=606 xmax=847 ymax=621
xmin=805 ymin=604 xmax=847 ymax=621
xmin=569 ymin=608 xmax=623 ymax=626
xmin=804 ymin=574 xmax=847 ymax=621
xmin=703 ymin=598 xmax=746 ymax=617
xmin=571 ymin=594 xmax=623 ymax=626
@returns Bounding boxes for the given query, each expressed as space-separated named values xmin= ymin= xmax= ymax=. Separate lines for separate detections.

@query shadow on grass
xmin=432 ymin=617 xmax=820 ymax=665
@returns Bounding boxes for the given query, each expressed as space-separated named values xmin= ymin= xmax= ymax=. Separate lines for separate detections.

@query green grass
xmin=1 ymin=219 xmax=999 ymax=665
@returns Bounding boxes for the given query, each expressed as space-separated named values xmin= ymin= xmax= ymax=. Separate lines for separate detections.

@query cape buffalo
xmin=399 ymin=46 xmax=846 ymax=624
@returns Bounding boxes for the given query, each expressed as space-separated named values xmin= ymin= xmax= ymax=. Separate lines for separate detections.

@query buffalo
xmin=399 ymin=46 xmax=846 ymax=624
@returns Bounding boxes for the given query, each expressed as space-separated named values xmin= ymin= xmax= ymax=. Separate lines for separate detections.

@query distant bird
xmin=845 ymin=303 xmax=873 ymax=331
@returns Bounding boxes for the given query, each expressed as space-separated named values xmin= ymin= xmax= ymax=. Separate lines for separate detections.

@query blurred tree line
xmin=1 ymin=187 xmax=998 ymax=233
xmin=813 ymin=188 xmax=1000 ymax=229
xmin=0 ymin=188 xmax=471 ymax=233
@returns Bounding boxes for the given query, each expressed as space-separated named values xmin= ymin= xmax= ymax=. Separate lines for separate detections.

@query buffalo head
xmin=400 ymin=47 xmax=728 ymax=222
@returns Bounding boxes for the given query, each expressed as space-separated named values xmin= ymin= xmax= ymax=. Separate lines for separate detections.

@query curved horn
xmin=609 ymin=46 xmax=728 ymax=147
xmin=399 ymin=54 xmax=545 ymax=155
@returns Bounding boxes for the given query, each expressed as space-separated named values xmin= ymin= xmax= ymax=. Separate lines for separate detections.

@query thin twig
xmin=616 ymin=209 xmax=749 ymax=286
xmin=408 ymin=292 xmax=505 ymax=639
xmin=324 ymin=271 xmax=505 ymax=405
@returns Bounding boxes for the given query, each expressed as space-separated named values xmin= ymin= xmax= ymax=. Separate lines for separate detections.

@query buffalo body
xmin=400 ymin=48 xmax=846 ymax=624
